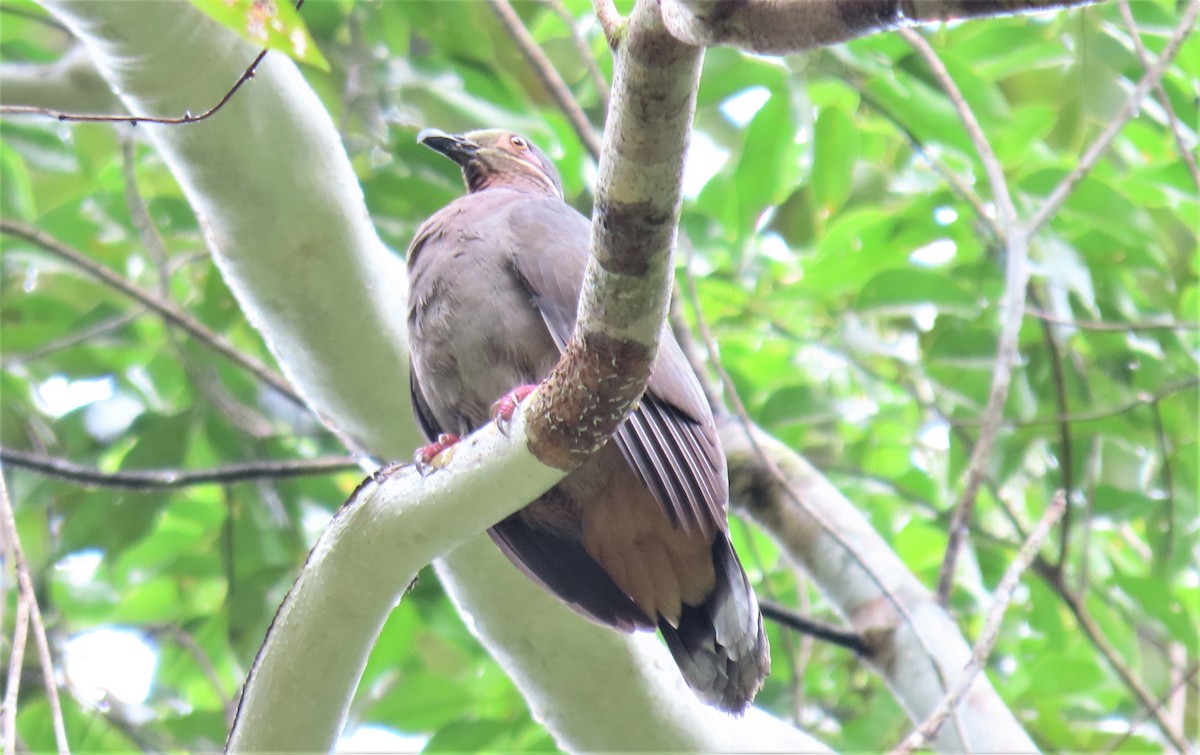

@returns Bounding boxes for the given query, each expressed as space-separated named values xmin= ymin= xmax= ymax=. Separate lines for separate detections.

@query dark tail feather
xmin=659 ymin=535 xmax=770 ymax=713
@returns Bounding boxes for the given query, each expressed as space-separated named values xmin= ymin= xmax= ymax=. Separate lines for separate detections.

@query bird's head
xmin=418 ymin=128 xmax=564 ymax=200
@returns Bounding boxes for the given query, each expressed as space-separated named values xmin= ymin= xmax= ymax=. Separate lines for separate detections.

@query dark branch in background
xmin=0 ymin=0 xmax=305 ymax=126
xmin=541 ymin=0 xmax=611 ymax=112
xmin=0 ymin=447 xmax=359 ymax=491
xmin=0 ymin=219 xmax=306 ymax=409
xmin=759 ymin=600 xmax=869 ymax=655
xmin=1033 ymin=558 xmax=1190 ymax=751
xmin=1029 ymin=288 xmax=1076 ymax=565
xmin=486 ymin=0 xmax=603 ymax=160
xmin=1102 ymin=663 xmax=1199 ymax=754
xmin=892 ymin=492 xmax=1067 ymax=755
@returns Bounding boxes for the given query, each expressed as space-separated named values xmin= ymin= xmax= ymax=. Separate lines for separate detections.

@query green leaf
xmin=855 ymin=268 xmax=980 ymax=315
xmin=811 ymin=105 xmax=859 ymax=213
xmin=187 ymin=0 xmax=329 ymax=71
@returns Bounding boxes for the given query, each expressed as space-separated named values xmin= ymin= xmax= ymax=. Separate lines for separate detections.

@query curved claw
xmin=490 ymin=384 xmax=538 ymax=436
xmin=414 ymin=433 xmax=460 ymax=474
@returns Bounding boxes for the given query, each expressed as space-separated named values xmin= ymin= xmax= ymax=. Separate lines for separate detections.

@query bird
xmin=406 ymin=127 xmax=770 ymax=713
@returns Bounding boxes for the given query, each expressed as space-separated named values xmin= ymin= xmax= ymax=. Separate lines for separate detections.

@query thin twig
xmin=1034 ymin=558 xmax=1191 ymax=751
xmin=910 ymin=25 xmax=1030 ymax=603
xmin=981 ymin=377 xmax=1199 ymax=428
xmin=0 ymin=219 xmax=306 ymax=409
xmin=892 ymin=491 xmax=1068 ymax=755
xmin=486 ymin=0 xmax=603 ymax=160
xmin=759 ymin=600 xmax=869 ymax=655
xmin=1027 ymin=0 xmax=1200 ymax=236
xmin=0 ymin=0 xmax=307 ymax=126
xmin=0 ymin=472 xmax=69 ymax=755
xmin=1102 ymin=663 xmax=1199 ymax=754
xmin=899 ymin=27 xmax=1017 ymax=229
xmin=152 ymin=625 xmax=236 ymax=728
xmin=2 ymin=546 xmax=30 ymax=755
xmin=541 ymin=0 xmax=610 ymax=112
xmin=683 ymin=247 xmax=965 ymax=743
xmin=1116 ymin=0 xmax=1200 ymax=190
xmin=855 ymin=87 xmax=1003 ymax=243
xmin=1025 ymin=307 xmax=1200 ymax=332
xmin=0 ymin=308 xmax=143 ymax=368
xmin=1030 ymin=288 xmax=1076 ymax=566
xmin=0 ymin=447 xmax=359 ymax=491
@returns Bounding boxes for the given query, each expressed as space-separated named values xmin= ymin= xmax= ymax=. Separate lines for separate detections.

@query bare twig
xmin=1035 ymin=559 xmax=1191 ymax=751
xmin=0 ymin=308 xmax=143 ymax=368
xmin=0 ymin=472 xmax=69 ymax=755
xmin=2 ymin=544 xmax=30 ymax=755
xmin=1025 ymin=307 xmax=1200 ymax=332
xmin=682 ymin=246 xmax=965 ymax=743
xmin=855 ymin=87 xmax=1003 ymax=242
xmin=1027 ymin=0 xmax=1200 ymax=236
xmin=899 ymin=27 xmax=1017 ymax=229
xmin=0 ymin=447 xmax=359 ymax=491
xmin=1031 ymin=289 xmax=1076 ymax=565
xmin=1116 ymin=0 xmax=1200 ymax=190
xmin=0 ymin=219 xmax=305 ymax=409
xmin=486 ymin=0 xmax=603 ymax=160
xmin=759 ymin=600 xmax=869 ymax=655
xmin=541 ymin=0 xmax=610 ymax=112
xmin=892 ymin=491 xmax=1068 ymax=755
xmin=152 ymin=625 xmax=236 ymax=728
xmin=990 ymin=377 xmax=1199 ymax=428
xmin=0 ymin=0 xmax=306 ymax=127
xmin=1102 ymin=663 xmax=1199 ymax=754
xmin=907 ymin=27 xmax=1030 ymax=604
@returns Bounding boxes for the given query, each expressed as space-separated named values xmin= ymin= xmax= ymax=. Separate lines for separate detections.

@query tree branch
xmin=892 ymin=491 xmax=1067 ymax=755
xmin=0 ymin=472 xmax=69 ymax=755
xmin=0 ymin=447 xmax=359 ymax=490
xmin=1116 ymin=0 xmax=1200 ymax=190
xmin=41 ymin=1 xmax=819 ymax=750
xmin=658 ymin=0 xmax=1100 ymax=55
xmin=1034 ymin=559 xmax=1191 ymax=751
xmin=1027 ymin=0 xmax=1199 ymax=236
xmin=759 ymin=600 xmax=869 ymax=655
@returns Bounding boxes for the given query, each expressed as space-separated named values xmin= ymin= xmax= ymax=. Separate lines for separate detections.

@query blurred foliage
xmin=1 ymin=0 xmax=1196 ymax=752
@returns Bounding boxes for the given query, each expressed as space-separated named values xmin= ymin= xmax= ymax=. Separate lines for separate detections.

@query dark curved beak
xmin=418 ymin=128 xmax=479 ymax=167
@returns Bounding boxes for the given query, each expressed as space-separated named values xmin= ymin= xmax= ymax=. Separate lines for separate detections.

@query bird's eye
xmin=510 ymin=135 xmax=528 ymax=151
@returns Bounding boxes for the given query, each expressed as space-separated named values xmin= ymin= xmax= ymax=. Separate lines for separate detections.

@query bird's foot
xmin=490 ymin=384 xmax=538 ymax=435
xmin=414 ymin=433 xmax=460 ymax=474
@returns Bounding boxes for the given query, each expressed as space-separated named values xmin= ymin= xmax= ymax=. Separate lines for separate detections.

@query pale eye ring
xmin=510 ymin=135 xmax=528 ymax=150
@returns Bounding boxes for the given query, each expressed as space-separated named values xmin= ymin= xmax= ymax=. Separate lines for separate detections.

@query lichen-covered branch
xmin=660 ymin=0 xmax=1101 ymax=54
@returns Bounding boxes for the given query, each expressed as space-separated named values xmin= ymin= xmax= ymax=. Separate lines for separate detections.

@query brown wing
xmin=507 ymin=198 xmax=728 ymax=539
